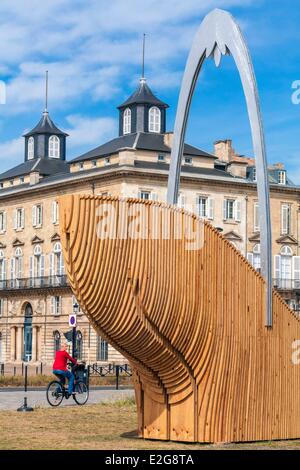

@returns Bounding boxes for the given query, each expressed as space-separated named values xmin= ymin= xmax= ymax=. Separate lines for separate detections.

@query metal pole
xmin=17 ymin=365 xmax=33 ymax=412
xmin=72 ymin=326 xmax=76 ymax=358
xmin=116 ymin=365 xmax=119 ymax=390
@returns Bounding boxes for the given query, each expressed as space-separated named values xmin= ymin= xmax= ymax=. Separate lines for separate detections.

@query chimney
xmin=29 ymin=171 xmax=40 ymax=186
xmin=214 ymin=139 xmax=234 ymax=162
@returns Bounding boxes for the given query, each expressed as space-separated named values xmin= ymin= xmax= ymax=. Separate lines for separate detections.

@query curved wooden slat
xmin=59 ymin=195 xmax=300 ymax=443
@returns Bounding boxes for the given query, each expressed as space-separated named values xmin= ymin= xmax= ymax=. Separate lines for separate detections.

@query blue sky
xmin=0 ymin=0 xmax=299 ymax=181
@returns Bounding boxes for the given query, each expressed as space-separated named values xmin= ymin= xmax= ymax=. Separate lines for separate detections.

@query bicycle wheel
xmin=73 ymin=381 xmax=89 ymax=405
xmin=46 ymin=381 xmax=64 ymax=407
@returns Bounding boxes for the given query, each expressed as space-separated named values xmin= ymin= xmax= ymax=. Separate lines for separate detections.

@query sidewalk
xmin=0 ymin=388 xmax=134 ymax=410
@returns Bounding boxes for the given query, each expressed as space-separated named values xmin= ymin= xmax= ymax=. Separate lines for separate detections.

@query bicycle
xmin=46 ymin=363 xmax=89 ymax=407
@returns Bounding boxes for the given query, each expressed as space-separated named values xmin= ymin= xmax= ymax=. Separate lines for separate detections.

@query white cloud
xmin=65 ymin=114 xmax=117 ymax=148
xmin=0 ymin=137 xmax=23 ymax=166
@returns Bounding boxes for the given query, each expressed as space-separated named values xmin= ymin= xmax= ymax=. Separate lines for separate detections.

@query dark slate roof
xmin=24 ymin=111 xmax=68 ymax=137
xmin=71 ymin=132 xmax=217 ymax=163
xmin=0 ymin=158 xmax=70 ymax=181
xmin=118 ymin=79 xmax=169 ymax=109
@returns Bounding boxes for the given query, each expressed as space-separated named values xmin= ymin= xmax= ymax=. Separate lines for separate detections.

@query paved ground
xmin=0 ymin=387 xmax=134 ymax=410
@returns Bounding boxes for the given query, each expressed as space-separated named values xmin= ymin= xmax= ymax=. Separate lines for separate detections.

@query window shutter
xmin=274 ymin=255 xmax=281 ymax=280
xmin=3 ymin=212 xmax=6 ymax=232
xmin=247 ymin=253 xmax=254 ymax=266
xmin=138 ymin=191 xmax=142 ymax=199
xmin=40 ymin=255 xmax=45 ymax=277
xmin=208 ymin=198 xmax=214 ymax=220
xmin=2 ymin=259 xmax=6 ymax=281
xmin=50 ymin=254 xmax=55 ymax=276
xmin=178 ymin=194 xmax=185 ymax=209
xmin=60 ymin=254 xmax=65 ymax=275
xmin=151 ymin=192 xmax=158 ymax=201
xmin=51 ymin=297 xmax=55 ymax=315
xmin=234 ymin=200 xmax=241 ymax=222
xmin=10 ymin=258 xmax=15 ymax=280
xmin=223 ymin=200 xmax=227 ymax=220
xmin=29 ymin=256 xmax=34 ymax=279
xmin=40 ymin=206 xmax=43 ymax=226
xmin=281 ymin=205 xmax=288 ymax=234
xmin=32 ymin=206 xmax=37 ymax=227
xmin=293 ymin=256 xmax=300 ymax=288
xmin=13 ymin=210 xmax=17 ymax=230
xmin=51 ymin=201 xmax=57 ymax=224
xmin=21 ymin=208 xmax=25 ymax=228
xmin=254 ymin=203 xmax=259 ymax=232
xmin=18 ymin=257 xmax=23 ymax=278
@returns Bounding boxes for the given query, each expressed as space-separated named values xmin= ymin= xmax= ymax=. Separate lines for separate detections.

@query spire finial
xmin=141 ymin=33 xmax=146 ymax=82
xmin=44 ymin=70 xmax=49 ymax=113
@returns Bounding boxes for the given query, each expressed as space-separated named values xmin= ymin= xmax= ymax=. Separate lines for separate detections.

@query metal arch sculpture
xmin=167 ymin=8 xmax=272 ymax=326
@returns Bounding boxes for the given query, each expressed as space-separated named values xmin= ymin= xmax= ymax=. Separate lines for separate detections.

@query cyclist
xmin=52 ymin=341 xmax=77 ymax=396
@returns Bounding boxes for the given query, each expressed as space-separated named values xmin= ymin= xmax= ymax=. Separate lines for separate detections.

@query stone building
xmin=0 ymin=76 xmax=299 ymax=366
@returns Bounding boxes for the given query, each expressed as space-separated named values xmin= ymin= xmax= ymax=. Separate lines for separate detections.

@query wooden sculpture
xmin=59 ymin=195 xmax=300 ymax=443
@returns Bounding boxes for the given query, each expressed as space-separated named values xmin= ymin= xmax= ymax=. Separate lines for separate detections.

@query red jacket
xmin=53 ymin=350 xmax=77 ymax=371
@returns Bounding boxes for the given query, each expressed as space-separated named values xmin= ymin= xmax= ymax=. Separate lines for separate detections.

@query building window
xmin=253 ymin=167 xmax=257 ymax=182
xmin=223 ymin=199 xmax=241 ymax=222
xmin=49 ymin=135 xmax=60 ymax=158
xmin=281 ymin=204 xmax=291 ymax=235
xmin=20 ymin=177 xmax=25 ymax=184
xmin=51 ymin=201 xmax=59 ymax=224
xmin=51 ymin=296 xmax=62 ymax=315
xmin=50 ymin=242 xmax=65 ymax=277
xmin=278 ymin=171 xmax=286 ymax=185
xmin=0 ymin=250 xmax=6 ymax=285
xmin=177 ymin=193 xmax=185 ymax=209
xmin=253 ymin=202 xmax=259 ymax=232
xmin=92 ymin=160 xmax=97 ymax=168
xmin=30 ymin=245 xmax=44 ymax=280
xmin=32 ymin=204 xmax=43 ymax=227
xmin=149 ymin=106 xmax=161 ymax=133
xmin=197 ymin=197 xmax=214 ymax=220
xmin=14 ymin=208 xmax=25 ymax=230
xmin=274 ymin=246 xmax=294 ymax=289
xmin=9 ymin=180 xmax=14 ymax=186
xmin=78 ymin=162 xmax=84 ymax=171
xmin=104 ymin=157 xmax=111 ymax=166
xmin=123 ymin=108 xmax=131 ymax=135
xmin=10 ymin=247 xmax=23 ymax=286
xmin=97 ymin=336 xmax=108 ymax=361
xmin=139 ymin=191 xmax=151 ymax=200
xmin=76 ymin=331 xmax=83 ymax=360
xmin=158 ymin=154 xmax=165 ymax=162
xmin=0 ymin=299 xmax=4 ymax=316
xmin=253 ymin=244 xmax=261 ymax=271
xmin=0 ymin=211 xmax=6 ymax=233
xmin=28 ymin=137 xmax=34 ymax=160
xmin=184 ymin=157 xmax=192 ymax=165
xmin=53 ymin=331 xmax=61 ymax=355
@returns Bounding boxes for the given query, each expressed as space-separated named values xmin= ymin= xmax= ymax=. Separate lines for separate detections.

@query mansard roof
xmin=0 ymin=157 xmax=70 ymax=182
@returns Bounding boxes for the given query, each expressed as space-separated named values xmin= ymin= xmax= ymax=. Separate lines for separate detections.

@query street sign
xmin=69 ymin=314 xmax=77 ymax=327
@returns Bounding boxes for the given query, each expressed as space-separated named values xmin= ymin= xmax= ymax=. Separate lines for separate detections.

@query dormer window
xmin=253 ymin=167 xmax=257 ymax=182
xmin=28 ymin=137 xmax=34 ymax=160
xmin=184 ymin=157 xmax=193 ymax=165
xmin=49 ymin=135 xmax=60 ymax=158
xmin=123 ymin=108 xmax=131 ymax=135
xmin=278 ymin=171 xmax=286 ymax=185
xmin=104 ymin=157 xmax=111 ymax=166
xmin=158 ymin=154 xmax=165 ymax=162
xmin=149 ymin=107 xmax=161 ymax=133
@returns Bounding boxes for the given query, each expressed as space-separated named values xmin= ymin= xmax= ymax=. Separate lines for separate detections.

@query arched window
xmin=76 ymin=331 xmax=83 ymax=360
xmin=49 ymin=135 xmax=60 ymax=158
xmin=53 ymin=330 xmax=61 ymax=356
xmin=32 ymin=245 xmax=44 ymax=280
xmin=28 ymin=137 xmax=34 ymax=160
xmin=123 ymin=108 xmax=131 ymax=135
xmin=280 ymin=245 xmax=292 ymax=256
xmin=149 ymin=106 xmax=161 ymax=133
xmin=50 ymin=242 xmax=65 ymax=277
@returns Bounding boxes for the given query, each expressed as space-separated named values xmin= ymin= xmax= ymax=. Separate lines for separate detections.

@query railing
xmin=0 ymin=275 xmax=69 ymax=290
xmin=273 ymin=278 xmax=300 ymax=290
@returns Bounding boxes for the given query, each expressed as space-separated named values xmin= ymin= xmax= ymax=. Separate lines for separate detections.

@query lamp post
xmin=71 ymin=302 xmax=79 ymax=358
